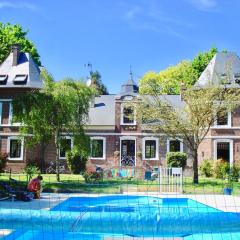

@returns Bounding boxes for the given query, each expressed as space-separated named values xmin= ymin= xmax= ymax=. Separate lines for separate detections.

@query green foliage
xmin=139 ymin=48 xmax=218 ymax=95
xmin=23 ymin=164 xmax=40 ymax=182
xmin=230 ymin=164 xmax=240 ymax=182
xmin=0 ymin=153 xmax=8 ymax=172
xmin=0 ymin=23 xmax=41 ymax=65
xmin=12 ymin=71 xmax=95 ymax=181
xmin=191 ymin=47 xmax=218 ymax=79
xmin=166 ymin=152 xmax=187 ymax=169
xmin=213 ymin=159 xmax=230 ymax=179
xmin=199 ymin=159 xmax=214 ymax=177
xmin=83 ymin=171 xmax=103 ymax=183
xmin=66 ymin=137 xmax=90 ymax=174
xmin=90 ymin=71 xmax=108 ymax=95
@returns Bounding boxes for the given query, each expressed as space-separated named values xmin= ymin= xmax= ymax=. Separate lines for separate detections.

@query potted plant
xmin=223 ymin=173 xmax=233 ymax=195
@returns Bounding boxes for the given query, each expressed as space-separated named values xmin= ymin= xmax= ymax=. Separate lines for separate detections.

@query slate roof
xmin=195 ymin=52 xmax=240 ymax=88
xmin=0 ymin=52 xmax=42 ymax=88
xmin=88 ymin=95 xmax=116 ymax=126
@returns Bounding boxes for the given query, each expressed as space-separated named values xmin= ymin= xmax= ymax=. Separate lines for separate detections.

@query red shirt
xmin=27 ymin=178 xmax=41 ymax=192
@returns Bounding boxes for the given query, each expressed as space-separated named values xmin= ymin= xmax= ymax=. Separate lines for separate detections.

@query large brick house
xmin=0 ymin=46 xmax=240 ymax=175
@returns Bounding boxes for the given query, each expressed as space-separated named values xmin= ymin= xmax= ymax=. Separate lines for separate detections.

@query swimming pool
xmin=1 ymin=195 xmax=240 ymax=239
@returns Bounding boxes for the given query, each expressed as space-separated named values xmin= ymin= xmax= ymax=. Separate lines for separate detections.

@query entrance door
xmin=121 ymin=140 xmax=135 ymax=166
xmin=217 ymin=142 xmax=230 ymax=162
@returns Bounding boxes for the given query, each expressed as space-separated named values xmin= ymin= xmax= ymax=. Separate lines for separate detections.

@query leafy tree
xmin=191 ymin=47 xmax=218 ymax=79
xmin=139 ymin=61 xmax=197 ymax=95
xmin=139 ymin=48 xmax=218 ymax=95
xmin=12 ymin=71 xmax=94 ymax=181
xmin=0 ymin=23 xmax=41 ymax=65
xmin=90 ymin=71 xmax=108 ymax=95
xmin=138 ymin=85 xmax=240 ymax=184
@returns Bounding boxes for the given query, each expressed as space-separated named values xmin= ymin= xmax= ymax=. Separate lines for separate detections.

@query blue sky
xmin=0 ymin=0 xmax=239 ymax=93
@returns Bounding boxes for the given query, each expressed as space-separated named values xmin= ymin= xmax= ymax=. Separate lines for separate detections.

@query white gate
xmin=159 ymin=167 xmax=183 ymax=193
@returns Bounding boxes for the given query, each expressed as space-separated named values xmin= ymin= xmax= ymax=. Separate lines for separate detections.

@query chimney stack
xmin=180 ymin=82 xmax=186 ymax=101
xmin=11 ymin=44 xmax=21 ymax=66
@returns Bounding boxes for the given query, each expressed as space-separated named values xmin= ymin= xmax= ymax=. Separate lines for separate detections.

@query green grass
xmin=0 ymin=173 xmax=239 ymax=195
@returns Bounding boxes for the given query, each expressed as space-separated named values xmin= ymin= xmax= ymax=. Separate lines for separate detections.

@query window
xmin=59 ymin=137 xmax=72 ymax=159
xmin=91 ymin=137 xmax=106 ymax=159
xmin=167 ymin=139 xmax=183 ymax=152
xmin=142 ymin=137 xmax=159 ymax=160
xmin=0 ymin=75 xmax=8 ymax=85
xmin=145 ymin=140 xmax=156 ymax=159
xmin=13 ymin=74 xmax=28 ymax=85
xmin=216 ymin=112 xmax=231 ymax=127
xmin=8 ymin=137 xmax=23 ymax=160
xmin=121 ymin=105 xmax=136 ymax=125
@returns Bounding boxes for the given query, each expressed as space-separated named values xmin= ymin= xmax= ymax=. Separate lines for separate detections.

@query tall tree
xmin=139 ymin=48 xmax=218 ymax=95
xmin=12 ymin=71 xmax=94 ymax=181
xmin=138 ymin=85 xmax=240 ymax=184
xmin=90 ymin=71 xmax=108 ymax=95
xmin=0 ymin=23 xmax=41 ymax=65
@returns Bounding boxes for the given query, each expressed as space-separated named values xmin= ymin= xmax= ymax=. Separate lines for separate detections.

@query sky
xmin=0 ymin=0 xmax=240 ymax=93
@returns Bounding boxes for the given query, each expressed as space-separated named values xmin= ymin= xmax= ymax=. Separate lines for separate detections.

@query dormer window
xmin=13 ymin=74 xmax=28 ymax=85
xmin=214 ymin=111 xmax=231 ymax=127
xmin=121 ymin=105 xmax=136 ymax=125
xmin=0 ymin=75 xmax=8 ymax=85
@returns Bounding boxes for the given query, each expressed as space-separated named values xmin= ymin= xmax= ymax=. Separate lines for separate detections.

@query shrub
xmin=66 ymin=149 xmax=87 ymax=174
xmin=166 ymin=152 xmax=187 ymax=169
xmin=230 ymin=164 xmax=240 ymax=182
xmin=199 ymin=159 xmax=214 ymax=177
xmin=83 ymin=171 xmax=103 ymax=183
xmin=23 ymin=164 xmax=40 ymax=182
xmin=213 ymin=159 xmax=230 ymax=179
xmin=0 ymin=153 xmax=8 ymax=172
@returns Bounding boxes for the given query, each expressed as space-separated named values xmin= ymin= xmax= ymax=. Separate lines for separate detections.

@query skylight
xmin=13 ymin=74 xmax=28 ymax=85
xmin=0 ymin=75 xmax=8 ymax=85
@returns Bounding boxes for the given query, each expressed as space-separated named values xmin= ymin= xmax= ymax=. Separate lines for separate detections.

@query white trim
xmin=120 ymin=104 xmax=136 ymax=126
xmin=213 ymin=139 xmax=233 ymax=166
xmin=85 ymin=125 xmax=115 ymax=130
xmin=59 ymin=136 xmax=73 ymax=159
xmin=142 ymin=137 xmax=159 ymax=160
xmin=120 ymin=136 xmax=137 ymax=166
xmin=0 ymin=102 xmax=2 ymax=125
xmin=206 ymin=136 xmax=240 ymax=139
xmin=7 ymin=136 xmax=24 ymax=161
xmin=0 ymin=99 xmax=12 ymax=102
xmin=167 ymin=138 xmax=183 ymax=153
xmin=90 ymin=136 xmax=106 ymax=160
xmin=213 ymin=111 xmax=232 ymax=128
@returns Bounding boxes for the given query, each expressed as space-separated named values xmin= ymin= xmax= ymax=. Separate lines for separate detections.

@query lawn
xmin=0 ymin=173 xmax=239 ymax=195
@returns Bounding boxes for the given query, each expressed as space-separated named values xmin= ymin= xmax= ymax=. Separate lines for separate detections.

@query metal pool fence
xmin=0 ymin=171 xmax=240 ymax=240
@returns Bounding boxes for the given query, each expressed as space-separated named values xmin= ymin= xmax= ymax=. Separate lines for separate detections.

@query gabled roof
xmin=195 ymin=52 xmax=240 ymax=88
xmin=0 ymin=52 xmax=43 ymax=88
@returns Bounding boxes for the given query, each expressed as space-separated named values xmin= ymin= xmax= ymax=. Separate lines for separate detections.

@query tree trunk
xmin=192 ymin=149 xmax=199 ymax=184
xmin=54 ymin=131 xmax=60 ymax=182
xmin=40 ymin=141 xmax=45 ymax=173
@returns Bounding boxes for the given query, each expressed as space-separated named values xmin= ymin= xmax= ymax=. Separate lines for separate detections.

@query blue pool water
xmin=1 ymin=195 xmax=240 ymax=240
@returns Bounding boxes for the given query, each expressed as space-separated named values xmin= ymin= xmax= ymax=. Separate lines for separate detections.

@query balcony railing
xmin=121 ymin=156 xmax=135 ymax=166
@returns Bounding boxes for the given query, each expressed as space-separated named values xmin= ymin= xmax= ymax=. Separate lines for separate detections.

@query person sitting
xmin=27 ymin=175 xmax=43 ymax=199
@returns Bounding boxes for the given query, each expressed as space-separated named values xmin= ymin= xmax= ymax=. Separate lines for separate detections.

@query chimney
xmin=11 ymin=44 xmax=21 ymax=66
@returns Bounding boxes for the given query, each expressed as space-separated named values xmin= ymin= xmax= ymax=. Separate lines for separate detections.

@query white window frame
xmin=0 ymin=102 xmax=2 ymax=125
xmin=142 ymin=137 xmax=159 ymax=160
xmin=9 ymin=102 xmax=21 ymax=126
xmin=59 ymin=136 xmax=73 ymax=159
xmin=120 ymin=136 xmax=137 ymax=166
xmin=213 ymin=139 xmax=233 ymax=166
xmin=7 ymin=136 xmax=24 ymax=161
xmin=90 ymin=136 xmax=106 ymax=160
xmin=120 ymin=104 xmax=136 ymax=126
xmin=213 ymin=111 xmax=231 ymax=128
xmin=167 ymin=138 xmax=183 ymax=153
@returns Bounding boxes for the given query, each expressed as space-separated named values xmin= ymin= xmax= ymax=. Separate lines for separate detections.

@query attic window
xmin=0 ymin=75 xmax=8 ymax=85
xmin=13 ymin=74 xmax=28 ymax=85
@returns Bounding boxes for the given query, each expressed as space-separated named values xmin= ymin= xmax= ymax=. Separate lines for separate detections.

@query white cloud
xmin=186 ymin=0 xmax=218 ymax=11
xmin=0 ymin=1 xmax=37 ymax=11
